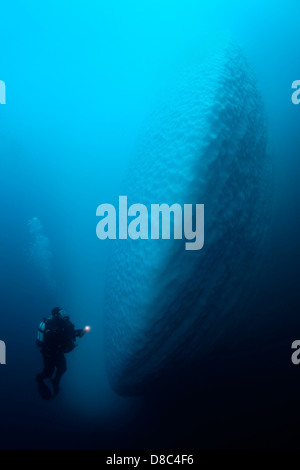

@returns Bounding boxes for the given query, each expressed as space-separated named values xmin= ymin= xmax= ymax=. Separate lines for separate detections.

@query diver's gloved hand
xmin=76 ymin=326 xmax=90 ymax=338
xmin=75 ymin=329 xmax=84 ymax=338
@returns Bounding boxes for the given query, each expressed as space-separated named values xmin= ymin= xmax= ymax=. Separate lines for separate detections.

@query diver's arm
xmin=75 ymin=326 xmax=90 ymax=338
xmin=75 ymin=328 xmax=84 ymax=338
xmin=75 ymin=326 xmax=91 ymax=338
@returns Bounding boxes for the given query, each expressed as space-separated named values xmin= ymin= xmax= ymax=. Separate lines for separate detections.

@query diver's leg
xmin=36 ymin=351 xmax=54 ymax=400
xmin=51 ymin=353 xmax=67 ymax=396
xmin=37 ymin=351 xmax=55 ymax=380
xmin=54 ymin=353 xmax=67 ymax=383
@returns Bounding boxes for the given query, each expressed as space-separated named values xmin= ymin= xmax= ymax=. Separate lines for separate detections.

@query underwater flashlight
xmin=79 ymin=326 xmax=91 ymax=337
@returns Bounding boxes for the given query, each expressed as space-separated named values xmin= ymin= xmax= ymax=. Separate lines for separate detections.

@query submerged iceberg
xmin=104 ymin=37 xmax=271 ymax=395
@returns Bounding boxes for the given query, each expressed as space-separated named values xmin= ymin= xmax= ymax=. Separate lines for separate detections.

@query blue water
xmin=0 ymin=0 xmax=300 ymax=449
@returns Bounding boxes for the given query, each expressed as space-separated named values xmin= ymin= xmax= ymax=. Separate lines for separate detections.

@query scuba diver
xmin=36 ymin=307 xmax=90 ymax=400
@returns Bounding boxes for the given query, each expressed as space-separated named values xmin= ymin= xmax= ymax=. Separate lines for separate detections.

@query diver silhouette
xmin=36 ymin=307 xmax=87 ymax=400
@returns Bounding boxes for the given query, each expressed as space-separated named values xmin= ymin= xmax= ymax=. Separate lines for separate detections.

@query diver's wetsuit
xmin=39 ymin=349 xmax=67 ymax=385
xmin=37 ymin=314 xmax=81 ymax=398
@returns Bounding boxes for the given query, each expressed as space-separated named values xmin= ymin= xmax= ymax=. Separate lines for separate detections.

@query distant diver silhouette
xmin=36 ymin=307 xmax=89 ymax=399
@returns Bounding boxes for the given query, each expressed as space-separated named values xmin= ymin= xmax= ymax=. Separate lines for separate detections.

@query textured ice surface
xmin=104 ymin=37 xmax=271 ymax=395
